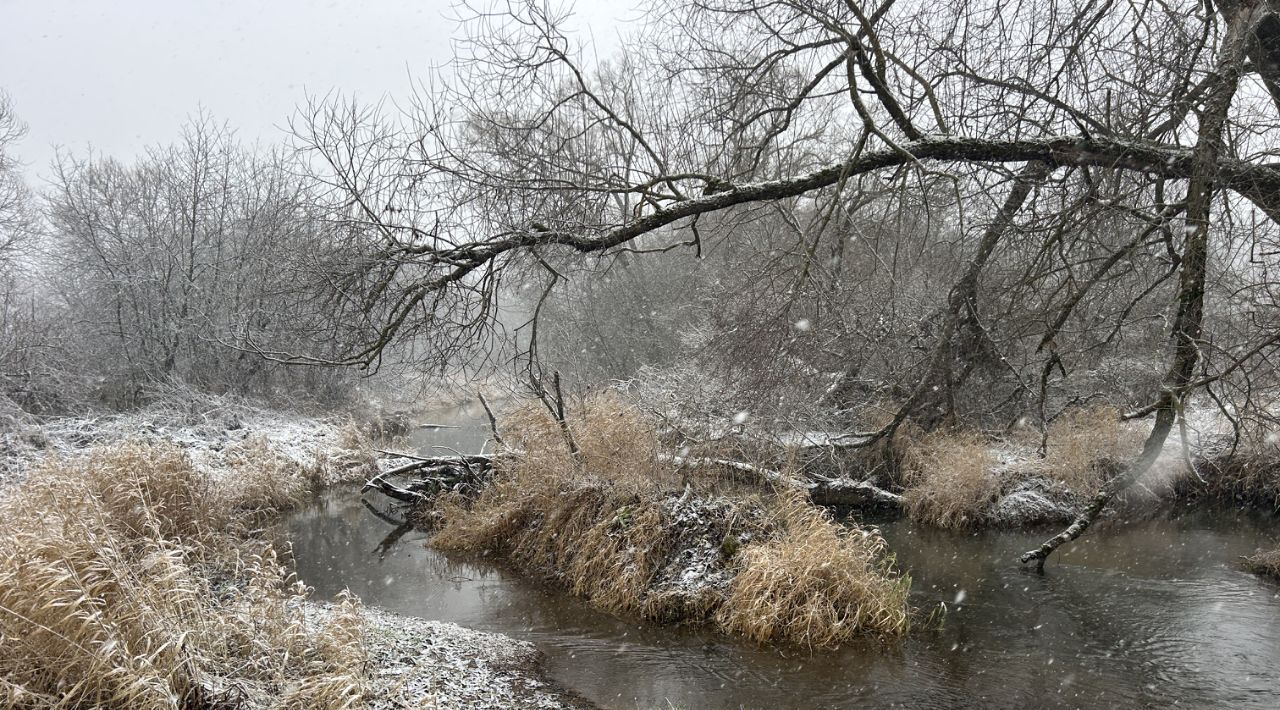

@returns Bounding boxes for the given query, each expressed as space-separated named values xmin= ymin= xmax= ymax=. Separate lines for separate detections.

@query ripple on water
xmin=285 ymin=488 xmax=1280 ymax=709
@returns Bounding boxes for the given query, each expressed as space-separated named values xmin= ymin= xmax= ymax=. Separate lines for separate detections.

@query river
xmin=282 ymin=404 xmax=1280 ymax=708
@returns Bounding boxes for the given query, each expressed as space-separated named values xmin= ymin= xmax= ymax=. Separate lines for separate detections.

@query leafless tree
xmin=293 ymin=0 xmax=1280 ymax=566
xmin=44 ymin=114 xmax=351 ymax=404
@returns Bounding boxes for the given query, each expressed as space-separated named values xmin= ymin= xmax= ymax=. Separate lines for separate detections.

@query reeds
xmin=716 ymin=493 xmax=911 ymax=646
xmin=431 ymin=394 xmax=911 ymax=647
xmin=901 ymin=431 xmax=998 ymax=529
xmin=0 ymin=442 xmax=367 ymax=709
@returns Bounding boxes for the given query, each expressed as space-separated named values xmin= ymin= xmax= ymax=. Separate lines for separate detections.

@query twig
xmin=478 ymin=392 xmax=504 ymax=447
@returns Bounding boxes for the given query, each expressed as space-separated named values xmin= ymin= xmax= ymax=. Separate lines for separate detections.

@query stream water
xmin=282 ymin=405 xmax=1280 ymax=709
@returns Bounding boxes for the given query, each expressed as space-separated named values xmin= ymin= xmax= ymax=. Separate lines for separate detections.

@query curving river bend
xmin=282 ymin=406 xmax=1280 ymax=709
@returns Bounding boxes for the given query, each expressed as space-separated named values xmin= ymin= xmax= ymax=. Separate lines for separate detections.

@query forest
xmin=2 ymin=0 xmax=1280 ymax=708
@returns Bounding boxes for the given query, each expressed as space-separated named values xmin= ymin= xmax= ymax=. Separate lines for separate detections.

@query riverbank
xmin=0 ymin=393 xmax=588 ymax=709
xmin=290 ymin=485 xmax=1280 ymax=709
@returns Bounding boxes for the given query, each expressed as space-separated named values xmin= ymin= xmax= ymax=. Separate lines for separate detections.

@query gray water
xmin=282 ymin=403 xmax=1280 ymax=709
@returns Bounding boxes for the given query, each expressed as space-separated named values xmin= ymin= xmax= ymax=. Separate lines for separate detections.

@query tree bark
xmin=1019 ymin=0 xmax=1262 ymax=570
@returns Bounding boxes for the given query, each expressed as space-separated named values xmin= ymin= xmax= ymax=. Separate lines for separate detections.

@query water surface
xmin=287 ymin=401 xmax=1280 ymax=707
xmin=285 ymin=488 xmax=1280 ymax=709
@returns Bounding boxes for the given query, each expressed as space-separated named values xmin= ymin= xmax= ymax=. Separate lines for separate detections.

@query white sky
xmin=0 ymin=0 xmax=633 ymax=183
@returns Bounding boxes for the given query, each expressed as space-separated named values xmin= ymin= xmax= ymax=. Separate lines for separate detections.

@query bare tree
xmin=294 ymin=0 xmax=1280 ymax=566
xmin=44 ymin=114 xmax=351 ymax=404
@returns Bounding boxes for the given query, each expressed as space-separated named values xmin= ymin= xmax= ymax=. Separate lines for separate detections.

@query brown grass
xmin=1244 ymin=549 xmax=1280 ymax=580
xmin=716 ymin=493 xmax=911 ymax=646
xmin=901 ymin=431 xmax=997 ymax=529
xmin=1042 ymin=406 xmax=1141 ymax=495
xmin=0 ymin=442 xmax=368 ymax=709
xmin=431 ymin=394 xmax=910 ymax=646
xmin=1184 ymin=440 xmax=1280 ymax=510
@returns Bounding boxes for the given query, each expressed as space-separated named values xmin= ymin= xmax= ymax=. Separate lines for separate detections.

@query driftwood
xmin=661 ymin=454 xmax=902 ymax=509
xmin=363 ymin=453 xmax=497 ymax=504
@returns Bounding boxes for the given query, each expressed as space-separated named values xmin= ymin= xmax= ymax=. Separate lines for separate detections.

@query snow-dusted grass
xmin=0 ymin=442 xmax=369 ymax=709
xmin=0 ymin=393 xmax=584 ymax=709
xmin=431 ymin=394 xmax=911 ymax=646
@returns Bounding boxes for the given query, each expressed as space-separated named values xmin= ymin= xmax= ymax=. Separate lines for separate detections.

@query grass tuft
xmin=1184 ymin=440 xmax=1280 ymax=510
xmin=1244 ymin=549 xmax=1280 ymax=580
xmin=901 ymin=431 xmax=997 ymax=529
xmin=1042 ymin=406 xmax=1140 ymax=495
xmin=431 ymin=394 xmax=910 ymax=647
xmin=0 ymin=442 xmax=368 ymax=708
xmin=717 ymin=493 xmax=911 ymax=646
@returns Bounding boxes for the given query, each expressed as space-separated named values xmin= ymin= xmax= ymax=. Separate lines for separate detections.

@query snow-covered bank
xmin=349 ymin=606 xmax=591 ymax=709
xmin=0 ymin=394 xmax=589 ymax=709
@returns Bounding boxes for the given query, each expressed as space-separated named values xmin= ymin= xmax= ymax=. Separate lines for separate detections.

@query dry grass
xmin=901 ymin=431 xmax=997 ymax=529
xmin=1244 ymin=549 xmax=1280 ymax=580
xmin=1042 ymin=406 xmax=1141 ymax=495
xmin=1184 ymin=440 xmax=1280 ymax=510
xmin=0 ymin=442 xmax=368 ymax=709
xmin=432 ymin=394 xmax=910 ymax=646
xmin=432 ymin=395 xmax=685 ymax=618
xmin=717 ymin=493 xmax=911 ymax=647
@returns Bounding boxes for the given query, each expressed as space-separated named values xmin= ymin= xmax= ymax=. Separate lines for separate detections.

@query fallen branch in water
xmin=364 ymin=453 xmax=499 ymax=503
xmin=364 ymin=449 xmax=902 ymax=511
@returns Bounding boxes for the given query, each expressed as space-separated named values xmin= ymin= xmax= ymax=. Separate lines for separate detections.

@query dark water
xmin=284 ymin=402 xmax=1280 ymax=708
xmin=285 ymin=492 xmax=1280 ymax=709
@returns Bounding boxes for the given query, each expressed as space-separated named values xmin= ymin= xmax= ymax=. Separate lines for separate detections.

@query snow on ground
xmin=351 ymin=605 xmax=591 ymax=709
xmin=0 ymin=394 xmax=589 ymax=710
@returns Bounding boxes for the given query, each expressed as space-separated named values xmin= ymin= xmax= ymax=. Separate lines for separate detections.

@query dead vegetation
xmin=0 ymin=442 xmax=370 ymax=709
xmin=1182 ymin=439 xmax=1280 ymax=510
xmin=717 ymin=492 xmax=911 ymax=645
xmin=430 ymin=394 xmax=910 ymax=647
xmin=900 ymin=431 xmax=998 ymax=529
xmin=1243 ymin=549 xmax=1280 ymax=580
xmin=1040 ymin=406 xmax=1142 ymax=495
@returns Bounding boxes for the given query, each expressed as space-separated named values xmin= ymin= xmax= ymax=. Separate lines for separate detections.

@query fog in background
xmin=0 ymin=0 xmax=631 ymax=181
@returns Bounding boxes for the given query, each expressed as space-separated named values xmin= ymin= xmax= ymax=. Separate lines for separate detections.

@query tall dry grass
xmin=717 ymin=493 xmax=911 ymax=646
xmin=1184 ymin=439 xmax=1280 ymax=509
xmin=432 ymin=394 xmax=911 ymax=646
xmin=0 ymin=442 xmax=367 ymax=709
xmin=1041 ymin=406 xmax=1141 ymax=495
xmin=901 ymin=431 xmax=997 ymax=529
xmin=1244 ymin=549 xmax=1280 ymax=580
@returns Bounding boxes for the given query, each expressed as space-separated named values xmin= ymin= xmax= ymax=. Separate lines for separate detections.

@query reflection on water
xmin=293 ymin=401 xmax=1280 ymax=707
xmin=407 ymin=400 xmax=496 ymax=457
xmin=285 ymin=487 xmax=1280 ymax=709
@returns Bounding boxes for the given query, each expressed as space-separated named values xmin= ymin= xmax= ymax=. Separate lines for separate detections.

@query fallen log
xmin=364 ymin=450 xmax=903 ymax=511
xmin=653 ymin=454 xmax=903 ymax=509
xmin=363 ymin=453 xmax=498 ymax=503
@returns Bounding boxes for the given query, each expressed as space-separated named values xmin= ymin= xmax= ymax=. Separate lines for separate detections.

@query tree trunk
xmin=1020 ymin=1 xmax=1262 ymax=570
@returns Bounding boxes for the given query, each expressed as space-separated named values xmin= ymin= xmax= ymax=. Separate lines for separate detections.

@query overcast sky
xmin=1 ymin=0 xmax=631 ymax=183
